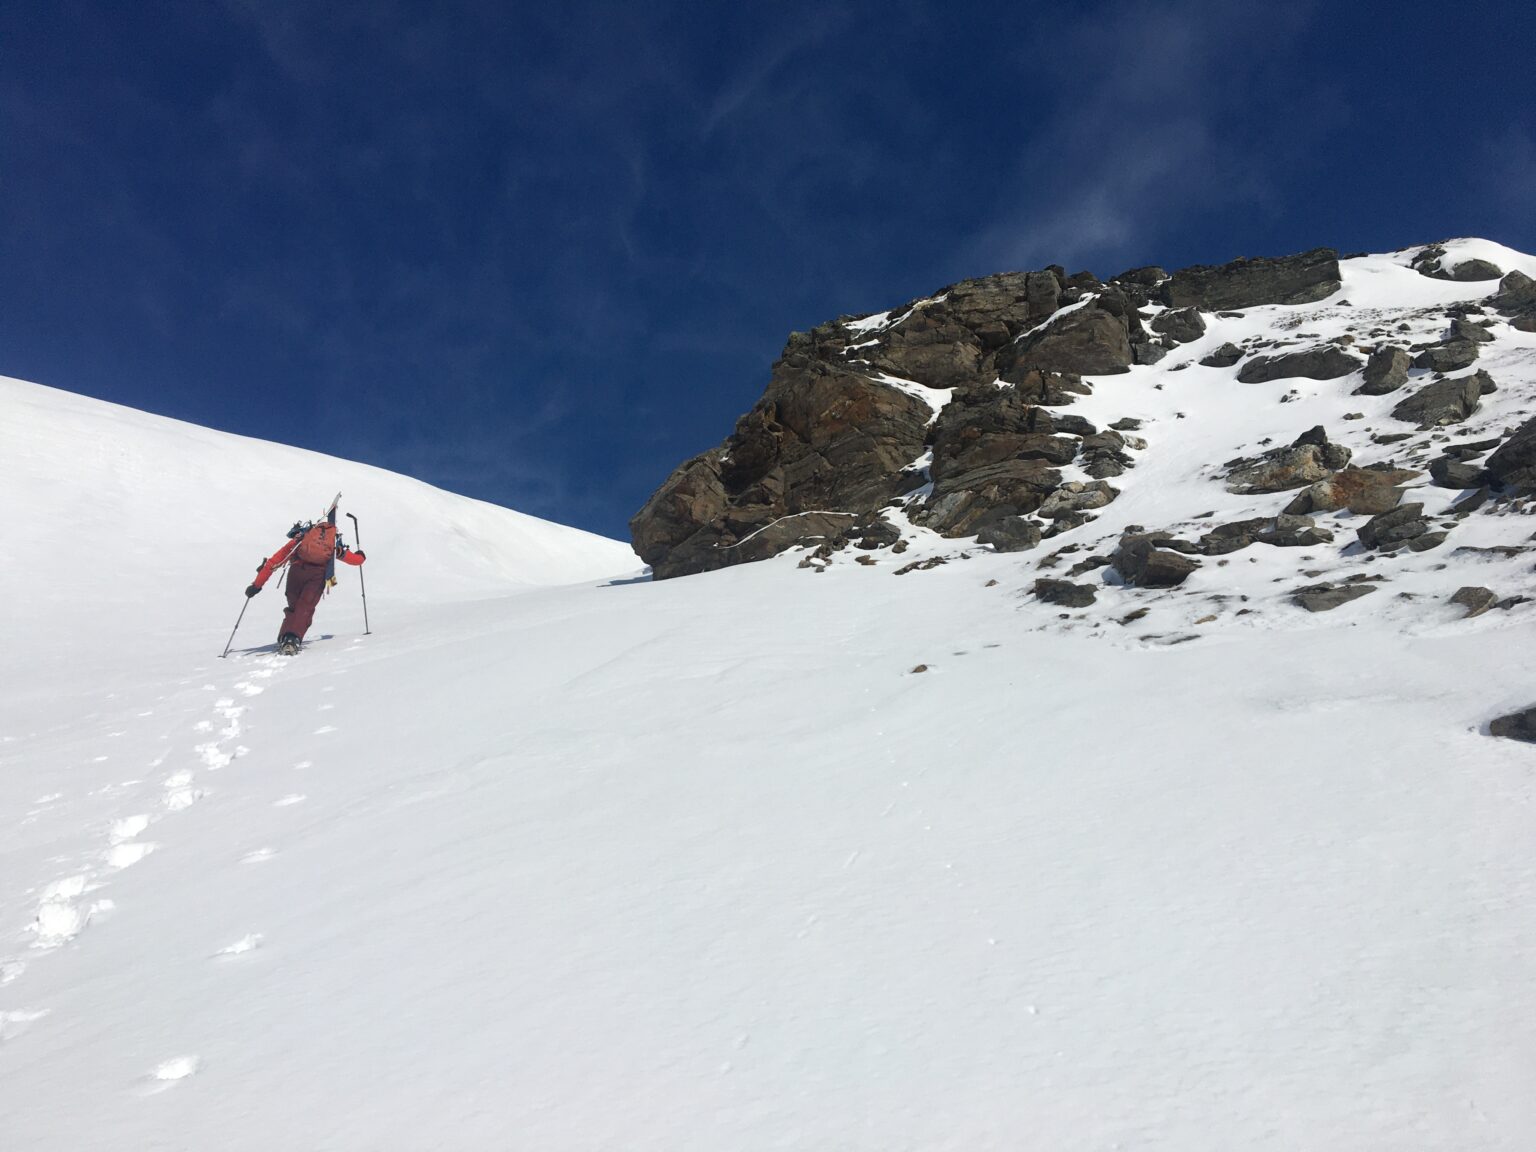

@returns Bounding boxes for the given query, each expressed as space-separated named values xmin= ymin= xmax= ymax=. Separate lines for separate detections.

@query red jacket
xmin=252 ymin=536 xmax=365 ymax=590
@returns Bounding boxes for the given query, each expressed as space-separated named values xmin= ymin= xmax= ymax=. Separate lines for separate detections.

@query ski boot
xmin=277 ymin=632 xmax=302 ymax=656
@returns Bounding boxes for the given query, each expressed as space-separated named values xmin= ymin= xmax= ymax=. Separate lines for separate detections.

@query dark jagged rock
xmin=1449 ymin=318 xmax=1494 ymax=344
xmin=1356 ymin=346 xmax=1411 ymax=395
xmin=1448 ymin=258 xmax=1503 ymax=281
xmin=999 ymin=295 xmax=1133 ymax=376
xmin=1357 ymin=503 xmax=1430 ymax=550
xmin=1199 ymin=342 xmax=1244 ymax=368
xmin=1292 ymin=582 xmax=1378 ymax=612
xmin=631 ymin=349 xmax=937 ymax=577
xmin=1151 ymin=307 xmax=1206 ymax=343
xmin=1199 ymin=514 xmax=1331 ymax=552
xmin=1283 ymin=467 xmax=1418 ymax=515
xmin=1113 ymin=265 xmax=1168 ymax=287
xmin=861 ymin=271 xmax=1061 ymax=389
xmin=1256 ymin=514 xmax=1334 ymax=547
xmin=977 ymin=517 xmax=1043 ymax=553
xmin=1034 ymin=578 xmax=1097 ymax=607
xmin=1037 ymin=480 xmax=1118 ymax=519
xmin=1113 ymin=534 xmax=1200 ymax=587
xmin=1490 ymin=705 xmax=1536 ymax=743
xmin=1413 ymin=339 xmax=1479 ymax=373
xmin=1052 ymin=413 xmax=1098 ymax=437
xmin=1412 ymin=246 xmax=1502 ymax=282
xmin=1236 ymin=345 xmax=1361 ymax=383
xmin=1161 ymin=248 xmax=1341 ymax=310
xmin=1133 ymin=340 xmax=1169 ymax=365
xmin=917 ymin=459 xmax=1062 ymax=537
xmin=1490 ymin=270 xmax=1536 ymax=331
xmin=1225 ymin=427 xmax=1351 ymax=493
xmin=928 ymin=389 xmax=1076 ymax=481
xmin=993 ymin=365 xmax=1094 ymax=404
xmin=1391 ymin=375 xmax=1482 ymax=428
xmin=848 ymin=516 xmax=902 ymax=550
xmin=1199 ymin=518 xmax=1274 ymax=555
xmin=1486 ymin=415 xmax=1536 ymax=489
xmin=1429 ymin=456 xmax=1488 ymax=489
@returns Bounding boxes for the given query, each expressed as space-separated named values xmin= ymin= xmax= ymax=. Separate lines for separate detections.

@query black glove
xmin=245 ymin=584 xmax=261 ymax=598
xmin=354 ymin=550 xmax=366 ymax=561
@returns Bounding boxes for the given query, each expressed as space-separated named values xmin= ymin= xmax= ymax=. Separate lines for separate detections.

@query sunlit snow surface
xmin=3 ymin=244 xmax=1536 ymax=1150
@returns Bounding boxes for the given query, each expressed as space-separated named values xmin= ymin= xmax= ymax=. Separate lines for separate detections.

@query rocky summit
xmin=630 ymin=238 xmax=1536 ymax=684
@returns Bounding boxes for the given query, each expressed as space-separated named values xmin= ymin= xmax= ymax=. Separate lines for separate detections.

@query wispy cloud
xmin=700 ymin=7 xmax=852 ymax=138
xmin=962 ymin=0 xmax=1318 ymax=275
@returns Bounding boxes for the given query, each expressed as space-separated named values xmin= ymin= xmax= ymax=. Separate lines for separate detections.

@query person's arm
xmin=247 ymin=538 xmax=298 ymax=594
xmin=337 ymin=544 xmax=366 ymax=567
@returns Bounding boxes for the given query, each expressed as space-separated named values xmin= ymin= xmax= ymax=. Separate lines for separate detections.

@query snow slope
xmin=0 ymin=374 xmax=635 ymax=697
xmin=3 ymin=247 xmax=1536 ymax=1151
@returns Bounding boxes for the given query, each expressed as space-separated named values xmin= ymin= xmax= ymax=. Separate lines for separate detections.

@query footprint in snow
xmin=136 ymin=1055 xmax=201 ymax=1094
xmin=196 ymin=743 xmax=232 ymax=770
xmin=110 ymin=814 xmax=151 ymax=842
xmin=293 ymin=760 xmax=313 ymax=770
xmin=32 ymin=876 xmax=105 ymax=947
xmin=214 ymin=934 xmax=262 ymax=958
xmin=0 ymin=958 xmax=25 ymax=985
xmin=312 ymin=725 xmax=337 ymax=735
xmin=106 ymin=841 xmax=157 ymax=870
xmin=164 ymin=787 xmax=203 ymax=812
xmin=234 ymin=682 xmax=264 ymax=697
xmin=0 ymin=1008 xmax=50 ymax=1042
xmin=273 ymin=794 xmax=306 ymax=807
xmin=240 ymin=848 xmax=276 ymax=865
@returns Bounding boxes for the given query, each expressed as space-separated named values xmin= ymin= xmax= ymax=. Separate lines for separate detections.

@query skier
xmin=244 ymin=519 xmax=366 ymax=655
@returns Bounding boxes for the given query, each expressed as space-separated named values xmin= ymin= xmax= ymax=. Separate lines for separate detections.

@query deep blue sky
xmin=4 ymin=1 xmax=1533 ymax=539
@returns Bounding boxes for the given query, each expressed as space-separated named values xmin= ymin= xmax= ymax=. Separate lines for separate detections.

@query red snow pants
xmin=280 ymin=561 xmax=328 ymax=640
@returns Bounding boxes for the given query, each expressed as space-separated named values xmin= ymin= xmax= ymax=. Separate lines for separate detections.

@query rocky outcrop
xmin=630 ymin=241 xmax=1531 ymax=581
xmin=1197 ymin=514 xmax=1333 ymax=553
xmin=1413 ymin=339 xmax=1479 ymax=373
xmin=1357 ymin=503 xmax=1435 ymax=550
xmin=1150 ymin=307 xmax=1206 ymax=343
xmin=1412 ymin=245 xmax=1502 ymax=282
xmin=1292 ymin=582 xmax=1378 ymax=612
xmin=1198 ymin=342 xmax=1243 ymax=368
xmin=1225 ymin=427 xmax=1351 ymax=493
xmin=1450 ymin=586 xmax=1497 ymax=618
xmin=1034 ymin=578 xmax=1097 ymax=607
xmin=1355 ymin=346 xmax=1410 ymax=395
xmin=1113 ymin=534 xmax=1200 ymax=587
xmin=977 ymin=517 xmax=1043 ymax=553
xmin=1282 ymin=467 xmax=1418 ymax=515
xmin=1236 ymin=345 xmax=1361 ymax=383
xmin=998 ymin=295 xmax=1133 ymax=377
xmin=1161 ymin=248 xmax=1341 ymax=310
xmin=1391 ymin=375 xmax=1483 ymax=428
xmin=1490 ymin=705 xmax=1536 ymax=743
xmin=1490 ymin=270 xmax=1536 ymax=332
xmin=630 ymin=347 xmax=938 ymax=578
xmin=1486 ymin=415 xmax=1536 ymax=489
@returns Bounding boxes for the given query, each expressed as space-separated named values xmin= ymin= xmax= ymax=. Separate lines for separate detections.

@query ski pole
xmin=220 ymin=596 xmax=251 ymax=658
xmin=347 ymin=512 xmax=372 ymax=635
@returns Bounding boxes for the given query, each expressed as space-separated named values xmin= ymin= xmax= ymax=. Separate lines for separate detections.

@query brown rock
xmin=1282 ymin=467 xmax=1419 ymax=515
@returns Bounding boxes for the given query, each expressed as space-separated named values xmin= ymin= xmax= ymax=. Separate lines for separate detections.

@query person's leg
xmin=281 ymin=564 xmax=326 ymax=640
